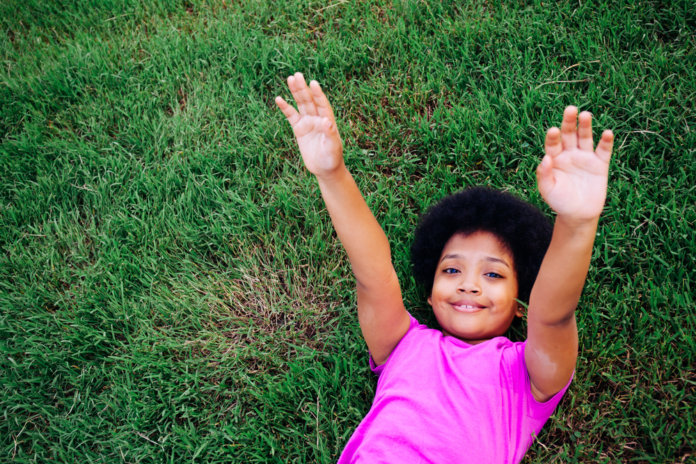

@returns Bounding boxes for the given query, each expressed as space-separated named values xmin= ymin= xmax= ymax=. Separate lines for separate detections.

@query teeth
xmin=452 ymin=304 xmax=482 ymax=312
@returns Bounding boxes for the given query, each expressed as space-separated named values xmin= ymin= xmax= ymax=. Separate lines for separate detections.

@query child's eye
xmin=484 ymin=272 xmax=503 ymax=279
xmin=443 ymin=268 xmax=459 ymax=274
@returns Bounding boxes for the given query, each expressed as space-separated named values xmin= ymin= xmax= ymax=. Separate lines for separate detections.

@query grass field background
xmin=1 ymin=0 xmax=694 ymax=462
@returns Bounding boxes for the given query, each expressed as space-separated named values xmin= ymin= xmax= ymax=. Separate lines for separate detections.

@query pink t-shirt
xmin=338 ymin=314 xmax=572 ymax=464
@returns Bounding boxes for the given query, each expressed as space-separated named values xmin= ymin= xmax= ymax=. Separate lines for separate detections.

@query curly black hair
xmin=410 ymin=187 xmax=552 ymax=304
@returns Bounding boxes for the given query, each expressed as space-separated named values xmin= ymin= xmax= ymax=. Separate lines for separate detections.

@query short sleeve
xmin=368 ymin=313 xmax=421 ymax=375
xmin=520 ymin=341 xmax=574 ymax=418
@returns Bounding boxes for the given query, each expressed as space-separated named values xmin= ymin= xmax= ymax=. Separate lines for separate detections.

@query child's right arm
xmin=276 ymin=73 xmax=410 ymax=365
xmin=526 ymin=107 xmax=614 ymax=401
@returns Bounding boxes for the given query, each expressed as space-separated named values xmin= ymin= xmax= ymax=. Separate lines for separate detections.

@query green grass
xmin=1 ymin=0 xmax=694 ymax=462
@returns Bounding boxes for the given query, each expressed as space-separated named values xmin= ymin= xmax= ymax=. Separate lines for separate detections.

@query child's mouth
xmin=451 ymin=303 xmax=485 ymax=313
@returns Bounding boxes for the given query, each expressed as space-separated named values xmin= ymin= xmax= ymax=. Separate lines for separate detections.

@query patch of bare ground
xmin=197 ymin=245 xmax=336 ymax=370
xmin=137 ymin=244 xmax=341 ymax=427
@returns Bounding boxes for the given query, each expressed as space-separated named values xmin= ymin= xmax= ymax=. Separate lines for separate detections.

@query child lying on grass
xmin=276 ymin=72 xmax=613 ymax=463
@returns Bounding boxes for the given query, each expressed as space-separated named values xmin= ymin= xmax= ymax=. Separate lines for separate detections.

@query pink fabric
xmin=338 ymin=314 xmax=572 ymax=464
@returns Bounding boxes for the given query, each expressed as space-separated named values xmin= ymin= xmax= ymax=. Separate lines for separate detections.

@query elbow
xmin=355 ymin=267 xmax=399 ymax=293
xmin=529 ymin=305 xmax=577 ymax=327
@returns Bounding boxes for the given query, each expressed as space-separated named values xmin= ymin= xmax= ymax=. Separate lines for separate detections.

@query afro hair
xmin=410 ymin=187 xmax=552 ymax=304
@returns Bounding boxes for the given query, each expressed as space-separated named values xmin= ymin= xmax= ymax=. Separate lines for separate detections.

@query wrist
xmin=554 ymin=214 xmax=599 ymax=236
xmin=315 ymin=163 xmax=350 ymax=184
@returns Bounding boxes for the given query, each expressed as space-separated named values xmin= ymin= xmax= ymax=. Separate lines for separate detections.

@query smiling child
xmin=276 ymin=72 xmax=613 ymax=463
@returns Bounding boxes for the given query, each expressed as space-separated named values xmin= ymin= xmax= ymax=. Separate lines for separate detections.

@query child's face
xmin=428 ymin=231 xmax=521 ymax=344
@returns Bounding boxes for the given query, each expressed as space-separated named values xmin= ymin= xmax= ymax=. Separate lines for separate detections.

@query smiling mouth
xmin=451 ymin=303 xmax=485 ymax=313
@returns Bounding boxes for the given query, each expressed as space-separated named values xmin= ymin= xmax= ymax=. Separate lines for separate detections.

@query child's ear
xmin=427 ymin=296 xmax=432 ymax=307
xmin=514 ymin=299 xmax=527 ymax=318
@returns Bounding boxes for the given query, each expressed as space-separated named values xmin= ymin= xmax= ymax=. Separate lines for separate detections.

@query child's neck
xmin=441 ymin=329 xmax=492 ymax=345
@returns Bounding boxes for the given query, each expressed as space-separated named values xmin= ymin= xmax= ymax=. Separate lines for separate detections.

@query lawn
xmin=1 ymin=0 xmax=694 ymax=462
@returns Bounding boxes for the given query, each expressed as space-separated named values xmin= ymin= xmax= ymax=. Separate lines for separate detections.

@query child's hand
xmin=275 ymin=73 xmax=344 ymax=179
xmin=536 ymin=106 xmax=614 ymax=221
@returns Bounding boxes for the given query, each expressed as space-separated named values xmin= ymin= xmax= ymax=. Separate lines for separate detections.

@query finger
xmin=275 ymin=96 xmax=301 ymax=126
xmin=310 ymin=80 xmax=336 ymax=120
xmin=544 ymin=127 xmax=563 ymax=158
xmin=560 ymin=106 xmax=578 ymax=150
xmin=536 ymin=154 xmax=555 ymax=198
xmin=595 ymin=129 xmax=614 ymax=163
xmin=577 ymin=111 xmax=594 ymax=152
xmin=288 ymin=72 xmax=318 ymax=116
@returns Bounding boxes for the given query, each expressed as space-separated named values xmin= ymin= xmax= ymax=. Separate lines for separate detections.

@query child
xmin=275 ymin=72 xmax=613 ymax=463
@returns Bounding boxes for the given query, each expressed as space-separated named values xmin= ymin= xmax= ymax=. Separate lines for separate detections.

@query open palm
xmin=275 ymin=73 xmax=344 ymax=178
xmin=537 ymin=107 xmax=614 ymax=220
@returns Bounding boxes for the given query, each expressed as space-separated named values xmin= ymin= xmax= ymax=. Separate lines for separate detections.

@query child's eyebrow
xmin=439 ymin=254 xmax=511 ymax=268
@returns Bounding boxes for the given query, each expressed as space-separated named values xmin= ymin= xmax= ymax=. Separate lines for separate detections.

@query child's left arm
xmin=526 ymin=106 xmax=614 ymax=402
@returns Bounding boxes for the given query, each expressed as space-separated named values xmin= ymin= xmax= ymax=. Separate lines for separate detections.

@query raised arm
xmin=275 ymin=73 xmax=410 ymax=364
xmin=526 ymin=106 xmax=614 ymax=401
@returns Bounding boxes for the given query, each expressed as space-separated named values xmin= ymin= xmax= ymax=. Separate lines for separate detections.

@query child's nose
xmin=457 ymin=276 xmax=480 ymax=294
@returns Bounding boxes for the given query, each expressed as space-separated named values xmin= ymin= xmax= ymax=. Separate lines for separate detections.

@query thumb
xmin=322 ymin=117 xmax=343 ymax=145
xmin=536 ymin=155 xmax=555 ymax=197
xmin=321 ymin=117 xmax=333 ymax=132
xmin=322 ymin=117 xmax=339 ymax=136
